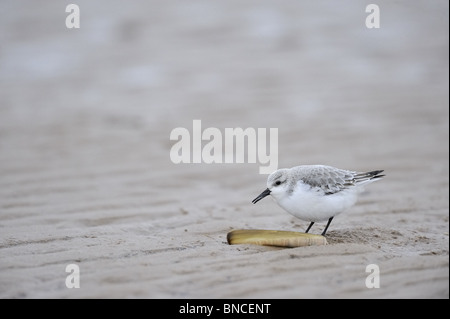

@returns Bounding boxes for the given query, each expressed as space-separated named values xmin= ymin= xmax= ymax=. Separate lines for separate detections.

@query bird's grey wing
xmin=299 ymin=166 xmax=356 ymax=195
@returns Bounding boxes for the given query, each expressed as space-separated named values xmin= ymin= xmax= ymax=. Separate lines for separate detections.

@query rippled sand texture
xmin=0 ymin=1 xmax=448 ymax=298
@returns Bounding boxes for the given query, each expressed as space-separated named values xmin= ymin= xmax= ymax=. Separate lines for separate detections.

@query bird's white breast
xmin=272 ymin=181 xmax=359 ymax=222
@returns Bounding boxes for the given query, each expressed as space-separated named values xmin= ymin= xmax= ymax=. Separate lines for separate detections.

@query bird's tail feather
xmin=354 ymin=170 xmax=385 ymax=185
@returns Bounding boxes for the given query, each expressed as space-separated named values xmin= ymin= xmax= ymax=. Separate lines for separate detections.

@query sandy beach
xmin=0 ymin=1 xmax=448 ymax=298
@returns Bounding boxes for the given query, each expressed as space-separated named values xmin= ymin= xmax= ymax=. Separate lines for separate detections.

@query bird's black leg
xmin=305 ymin=222 xmax=315 ymax=233
xmin=321 ymin=217 xmax=334 ymax=236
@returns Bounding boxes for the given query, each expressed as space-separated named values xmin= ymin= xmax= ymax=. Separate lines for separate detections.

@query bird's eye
xmin=275 ymin=181 xmax=282 ymax=186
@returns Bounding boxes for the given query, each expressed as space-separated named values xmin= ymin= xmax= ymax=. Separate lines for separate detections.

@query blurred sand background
xmin=0 ymin=0 xmax=448 ymax=298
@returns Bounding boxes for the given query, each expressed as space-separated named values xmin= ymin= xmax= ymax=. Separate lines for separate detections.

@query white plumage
xmin=252 ymin=165 xmax=384 ymax=236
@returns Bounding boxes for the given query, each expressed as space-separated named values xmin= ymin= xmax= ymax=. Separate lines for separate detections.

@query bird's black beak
xmin=252 ymin=188 xmax=271 ymax=204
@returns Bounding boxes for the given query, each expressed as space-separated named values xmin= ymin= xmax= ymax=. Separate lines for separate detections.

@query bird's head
xmin=252 ymin=169 xmax=290 ymax=204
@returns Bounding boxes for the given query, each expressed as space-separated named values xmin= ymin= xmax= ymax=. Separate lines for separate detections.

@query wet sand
xmin=0 ymin=1 xmax=448 ymax=298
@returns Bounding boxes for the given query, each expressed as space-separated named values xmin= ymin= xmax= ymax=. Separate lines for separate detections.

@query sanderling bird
xmin=252 ymin=165 xmax=384 ymax=236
